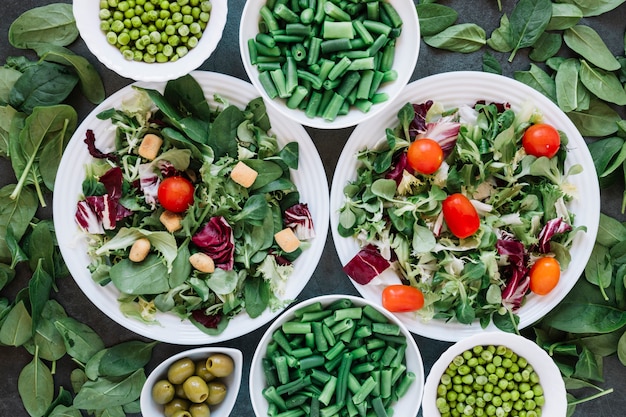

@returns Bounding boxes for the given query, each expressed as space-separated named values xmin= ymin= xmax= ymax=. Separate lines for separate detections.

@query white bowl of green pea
xmin=239 ymin=0 xmax=420 ymax=129
xmin=140 ymin=346 xmax=243 ymax=417
xmin=74 ymin=0 xmax=228 ymax=82
xmin=249 ymin=294 xmax=425 ymax=417
xmin=423 ymin=332 xmax=567 ymax=417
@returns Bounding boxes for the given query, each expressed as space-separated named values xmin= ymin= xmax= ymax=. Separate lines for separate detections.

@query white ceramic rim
xmin=238 ymin=0 xmax=420 ymax=129
xmin=53 ymin=71 xmax=330 ymax=344
xmin=249 ymin=294 xmax=426 ymax=417
xmin=73 ymin=0 xmax=228 ymax=82
xmin=140 ymin=346 xmax=243 ymax=416
xmin=422 ymin=332 xmax=567 ymax=416
xmin=329 ymin=70 xmax=601 ymax=342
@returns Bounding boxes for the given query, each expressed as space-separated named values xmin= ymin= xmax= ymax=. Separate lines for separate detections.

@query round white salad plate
xmin=329 ymin=71 xmax=600 ymax=342
xmin=54 ymin=71 xmax=330 ymax=345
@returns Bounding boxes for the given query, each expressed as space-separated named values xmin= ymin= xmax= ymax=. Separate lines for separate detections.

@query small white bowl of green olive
xmin=74 ymin=0 xmax=228 ymax=82
xmin=141 ymin=346 xmax=242 ymax=417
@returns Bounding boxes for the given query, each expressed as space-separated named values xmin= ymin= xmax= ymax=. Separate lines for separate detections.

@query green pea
xmin=106 ymin=31 xmax=118 ymax=44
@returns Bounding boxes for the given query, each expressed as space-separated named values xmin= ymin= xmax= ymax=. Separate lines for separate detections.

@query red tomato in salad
xmin=382 ymin=285 xmax=424 ymax=312
xmin=158 ymin=176 xmax=195 ymax=213
xmin=442 ymin=193 xmax=480 ymax=239
xmin=522 ymin=123 xmax=561 ymax=158
xmin=529 ymin=257 xmax=560 ymax=295
xmin=406 ymin=138 xmax=444 ymax=174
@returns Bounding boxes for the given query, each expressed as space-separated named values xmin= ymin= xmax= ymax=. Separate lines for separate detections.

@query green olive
xmin=195 ymin=360 xmax=216 ymax=382
xmin=174 ymin=383 xmax=187 ymax=399
xmin=183 ymin=375 xmax=210 ymax=403
xmin=171 ymin=411 xmax=192 ymax=417
xmin=206 ymin=381 xmax=227 ymax=405
xmin=163 ymin=398 xmax=190 ymax=417
xmin=205 ymin=353 xmax=234 ymax=378
xmin=168 ymin=357 xmax=196 ymax=384
xmin=152 ymin=379 xmax=175 ymax=404
xmin=189 ymin=403 xmax=211 ymax=417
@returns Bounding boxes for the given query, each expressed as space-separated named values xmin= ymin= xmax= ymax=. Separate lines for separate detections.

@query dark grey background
xmin=1 ymin=1 xmax=625 ymax=416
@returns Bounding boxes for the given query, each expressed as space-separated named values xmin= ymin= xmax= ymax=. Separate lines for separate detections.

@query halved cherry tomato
xmin=382 ymin=285 xmax=425 ymax=312
xmin=529 ymin=257 xmax=560 ymax=295
xmin=522 ymin=123 xmax=561 ymax=158
xmin=406 ymin=138 xmax=444 ymax=174
xmin=442 ymin=193 xmax=480 ymax=239
xmin=157 ymin=176 xmax=195 ymax=213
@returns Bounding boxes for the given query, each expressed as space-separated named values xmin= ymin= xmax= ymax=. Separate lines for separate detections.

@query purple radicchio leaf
xmin=191 ymin=216 xmax=235 ymax=270
xmin=84 ymin=129 xmax=118 ymax=162
xmin=191 ymin=309 xmax=222 ymax=329
xmin=417 ymin=119 xmax=461 ymax=156
xmin=408 ymin=101 xmax=433 ymax=138
xmin=536 ymin=218 xmax=572 ymax=254
xmin=475 ymin=100 xmax=511 ymax=113
xmin=343 ymin=244 xmax=391 ymax=285
xmin=156 ymin=159 xmax=179 ymax=177
xmin=496 ymin=235 xmax=529 ymax=311
xmin=284 ymin=203 xmax=316 ymax=240
xmin=99 ymin=166 xmax=123 ymax=199
xmin=75 ymin=200 xmax=105 ymax=234
xmin=138 ymin=163 xmax=160 ymax=208
xmin=385 ymin=152 xmax=410 ymax=185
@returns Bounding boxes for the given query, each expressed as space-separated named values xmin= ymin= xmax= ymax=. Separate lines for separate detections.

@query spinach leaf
xmin=547 ymin=3 xmax=583 ymax=30
xmin=545 ymin=302 xmax=626 ymax=333
xmin=24 ymin=300 xmax=68 ymax=362
xmin=18 ymin=354 xmax=54 ymax=417
xmin=0 ymin=105 xmax=19 ymax=158
xmin=209 ymin=105 xmax=244 ymax=158
xmin=246 ymin=96 xmax=271 ymax=132
xmin=9 ymin=61 xmax=79 ymax=114
xmin=164 ymin=74 xmax=212 ymax=121
xmin=579 ymin=60 xmax=626 ymax=105
xmin=585 ymin=243 xmax=613 ymax=301
xmin=619 ymin=331 xmax=626 ymax=366
xmin=596 ymin=213 xmax=626 ymax=247
xmin=564 ymin=25 xmax=621 ymax=71
xmin=244 ymin=276 xmax=270 ymax=318
xmin=8 ymin=3 xmax=78 ymax=49
xmin=555 ymin=59 xmax=581 ymax=112
xmin=556 ymin=0 xmax=626 ymax=17
xmin=573 ymin=347 xmax=603 ymax=382
xmin=109 ymin=254 xmax=170 ymax=295
xmin=487 ymin=14 xmax=512 ymax=53
xmin=482 ymin=52 xmax=502 ymax=74
xmin=279 ymin=142 xmax=299 ymax=170
xmin=0 ymin=67 xmax=22 ymax=104
xmin=245 ymin=160 xmax=284 ymax=190
xmin=0 ymin=263 xmax=16 ymax=291
xmin=98 ymin=340 xmax=158 ymax=378
xmin=567 ymin=98 xmax=621 ymax=136
xmin=423 ymin=23 xmax=486 ymax=53
xmin=33 ymin=44 xmax=105 ymax=105
xmin=415 ymin=3 xmax=458 ymax=37
xmin=27 ymin=221 xmax=56 ymax=277
xmin=0 ymin=300 xmax=32 ymax=346
xmin=513 ymin=64 xmax=557 ymax=103
xmin=29 ymin=259 xmax=53 ymax=336
xmin=0 ymin=184 xmax=37 ymax=264
xmin=54 ymin=317 xmax=105 ymax=364
xmin=72 ymin=369 xmax=146 ymax=410
xmin=529 ymin=32 xmax=562 ymax=62
xmin=507 ymin=0 xmax=552 ymax=62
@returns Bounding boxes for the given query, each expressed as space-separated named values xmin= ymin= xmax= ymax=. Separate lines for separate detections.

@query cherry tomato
xmin=406 ymin=138 xmax=444 ymax=175
xmin=442 ymin=193 xmax=480 ymax=239
xmin=157 ymin=176 xmax=195 ymax=213
xmin=522 ymin=123 xmax=561 ymax=158
xmin=529 ymin=257 xmax=560 ymax=295
xmin=382 ymin=285 xmax=425 ymax=312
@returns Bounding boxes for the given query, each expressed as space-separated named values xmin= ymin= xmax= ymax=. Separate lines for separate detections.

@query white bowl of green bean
xmin=239 ymin=0 xmax=420 ymax=129
xmin=74 ymin=0 xmax=228 ymax=82
xmin=249 ymin=294 xmax=425 ymax=416
xmin=423 ymin=332 xmax=567 ymax=417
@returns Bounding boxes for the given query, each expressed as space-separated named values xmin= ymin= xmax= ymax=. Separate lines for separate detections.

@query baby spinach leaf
xmin=547 ymin=3 xmax=583 ymax=30
xmin=209 ymin=105 xmax=244 ymax=158
xmin=423 ymin=23 xmax=486 ymax=53
xmin=482 ymin=52 xmax=502 ymax=74
xmin=279 ymin=142 xmax=299 ymax=170
xmin=0 ymin=67 xmax=22 ymax=104
xmin=0 ymin=105 xmax=19 ymax=158
xmin=545 ymin=302 xmax=626 ymax=333
xmin=246 ymin=97 xmax=271 ymax=132
xmin=27 ymin=221 xmax=56 ymax=277
xmin=109 ymin=254 xmax=170 ymax=295
xmin=0 ymin=300 xmax=32 ymax=346
xmin=0 ymin=184 xmax=37 ymax=264
xmin=415 ymin=3 xmax=458 ymax=37
xmin=555 ymin=59 xmax=581 ymax=113
xmin=245 ymin=160 xmax=284 ymax=190
xmin=529 ymin=32 xmax=562 ymax=62
xmin=8 ymin=3 xmax=78 ymax=49
xmin=33 ymin=44 xmax=105 ymax=105
xmin=54 ymin=317 xmax=105 ymax=364
xmin=597 ymin=212 xmax=626 ymax=247
xmin=18 ymin=354 xmax=54 ymax=417
xmin=579 ymin=60 xmax=626 ymax=105
xmin=618 ymin=331 xmax=626 ymax=366
xmin=513 ymin=64 xmax=557 ymax=103
xmin=48 ymin=405 xmax=82 ymax=417
xmin=244 ymin=276 xmax=270 ymax=318
xmin=585 ymin=243 xmax=613 ymax=301
xmin=557 ymin=0 xmax=626 ymax=17
xmin=573 ymin=347 xmax=603 ymax=382
xmin=70 ymin=369 xmax=88 ymax=395
xmin=29 ymin=259 xmax=54 ymax=336
xmin=564 ymin=25 xmax=621 ymax=71
xmin=85 ymin=349 xmax=108 ymax=381
xmin=24 ymin=300 xmax=68 ymax=362
xmin=0 ymin=263 xmax=15 ymax=291
xmin=164 ymin=74 xmax=212 ymax=120
xmin=9 ymin=62 xmax=79 ymax=114
xmin=507 ymin=0 xmax=552 ymax=62
xmin=487 ymin=14 xmax=512 ymax=53
xmin=98 ymin=340 xmax=158 ymax=378
xmin=72 ymin=369 xmax=146 ymax=410
xmin=567 ymin=98 xmax=621 ymax=136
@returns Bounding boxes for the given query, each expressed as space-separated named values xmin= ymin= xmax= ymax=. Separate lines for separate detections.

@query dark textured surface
xmin=1 ymin=1 xmax=625 ymax=416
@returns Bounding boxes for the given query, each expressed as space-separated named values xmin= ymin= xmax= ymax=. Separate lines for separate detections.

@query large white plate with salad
xmin=54 ymin=71 xmax=329 ymax=344
xmin=329 ymin=71 xmax=600 ymax=342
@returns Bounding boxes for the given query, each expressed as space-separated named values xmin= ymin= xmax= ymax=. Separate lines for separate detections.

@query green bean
xmin=323 ymin=1 xmax=350 ymax=21
xmin=323 ymin=21 xmax=354 ymax=39
xmin=259 ymin=71 xmax=279 ymax=99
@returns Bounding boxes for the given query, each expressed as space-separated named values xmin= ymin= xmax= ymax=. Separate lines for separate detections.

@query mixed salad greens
xmin=338 ymin=99 xmax=584 ymax=331
xmin=74 ymin=74 xmax=315 ymax=335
